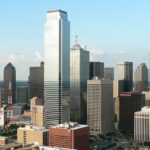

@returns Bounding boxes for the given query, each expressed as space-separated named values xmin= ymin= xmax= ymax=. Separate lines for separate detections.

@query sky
xmin=0 ymin=0 xmax=150 ymax=80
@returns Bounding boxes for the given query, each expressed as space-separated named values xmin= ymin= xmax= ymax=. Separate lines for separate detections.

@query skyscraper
xmin=4 ymin=63 xmax=16 ymax=104
xmin=119 ymin=92 xmax=145 ymax=133
xmin=104 ymin=67 xmax=114 ymax=80
xmin=134 ymin=106 xmax=150 ymax=142
xmin=70 ymin=42 xmax=89 ymax=123
xmin=134 ymin=63 xmax=148 ymax=92
xmin=29 ymin=62 xmax=44 ymax=100
xmin=87 ymin=77 xmax=114 ymax=135
xmin=44 ymin=10 xmax=70 ymax=127
xmin=118 ymin=61 xmax=133 ymax=92
xmin=89 ymin=62 xmax=104 ymax=79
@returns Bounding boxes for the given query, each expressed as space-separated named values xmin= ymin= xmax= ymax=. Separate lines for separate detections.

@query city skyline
xmin=0 ymin=1 xmax=150 ymax=80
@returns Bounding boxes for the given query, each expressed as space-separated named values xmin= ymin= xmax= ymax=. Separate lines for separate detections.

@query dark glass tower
xmin=4 ymin=62 xmax=16 ymax=104
xmin=29 ymin=62 xmax=44 ymax=100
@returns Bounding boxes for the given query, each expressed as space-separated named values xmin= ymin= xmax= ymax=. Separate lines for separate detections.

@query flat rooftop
xmin=47 ymin=10 xmax=67 ymax=14
xmin=51 ymin=122 xmax=88 ymax=130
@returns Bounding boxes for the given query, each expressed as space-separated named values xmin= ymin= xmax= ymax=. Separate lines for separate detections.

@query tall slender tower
xmin=44 ymin=10 xmax=70 ymax=127
xmin=134 ymin=63 xmax=148 ymax=91
xmin=118 ymin=61 xmax=133 ymax=92
xmin=4 ymin=62 xmax=16 ymax=104
xmin=70 ymin=41 xmax=89 ymax=123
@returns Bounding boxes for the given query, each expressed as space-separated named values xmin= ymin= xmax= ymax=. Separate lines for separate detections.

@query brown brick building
xmin=49 ymin=122 xmax=89 ymax=150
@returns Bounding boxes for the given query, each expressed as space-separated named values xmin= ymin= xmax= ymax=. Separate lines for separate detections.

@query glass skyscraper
xmin=70 ymin=43 xmax=89 ymax=123
xmin=44 ymin=10 xmax=70 ymax=128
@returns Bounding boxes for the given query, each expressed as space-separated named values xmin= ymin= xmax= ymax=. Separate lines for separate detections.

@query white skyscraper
xmin=134 ymin=106 xmax=150 ymax=142
xmin=44 ymin=10 xmax=70 ymax=128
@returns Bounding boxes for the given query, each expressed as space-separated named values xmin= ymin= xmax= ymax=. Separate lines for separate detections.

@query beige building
xmin=31 ymin=97 xmax=44 ymax=126
xmin=17 ymin=125 xmax=48 ymax=146
xmin=113 ymin=80 xmax=124 ymax=98
xmin=87 ymin=77 xmax=114 ymax=135
xmin=31 ymin=105 xmax=44 ymax=127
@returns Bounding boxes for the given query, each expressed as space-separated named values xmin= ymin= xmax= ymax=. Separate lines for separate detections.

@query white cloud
xmin=34 ymin=51 xmax=43 ymax=62
xmin=90 ymin=49 xmax=106 ymax=61
xmin=116 ymin=50 xmax=125 ymax=55
xmin=0 ymin=53 xmax=25 ymax=64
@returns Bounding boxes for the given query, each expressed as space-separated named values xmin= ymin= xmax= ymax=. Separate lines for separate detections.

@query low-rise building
xmin=17 ymin=125 xmax=48 ymax=146
xmin=49 ymin=122 xmax=89 ymax=150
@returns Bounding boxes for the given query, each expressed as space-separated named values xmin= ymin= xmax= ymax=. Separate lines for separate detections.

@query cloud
xmin=34 ymin=51 xmax=43 ymax=62
xmin=0 ymin=53 xmax=25 ymax=64
xmin=116 ymin=50 xmax=125 ymax=55
xmin=90 ymin=49 xmax=106 ymax=61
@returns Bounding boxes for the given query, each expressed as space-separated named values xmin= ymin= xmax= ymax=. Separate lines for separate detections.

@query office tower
xmin=134 ymin=63 xmax=148 ymax=92
xmin=104 ymin=67 xmax=114 ymax=80
xmin=44 ymin=10 xmax=70 ymax=127
xmin=0 ymin=107 xmax=7 ymax=127
xmin=134 ymin=106 xmax=150 ymax=142
xmin=118 ymin=61 xmax=133 ymax=92
xmin=16 ymin=86 xmax=28 ymax=104
xmin=4 ymin=62 xmax=16 ymax=104
xmin=89 ymin=62 xmax=104 ymax=79
xmin=31 ymin=97 xmax=44 ymax=127
xmin=142 ymin=91 xmax=150 ymax=106
xmin=17 ymin=125 xmax=48 ymax=146
xmin=113 ymin=80 xmax=124 ymax=98
xmin=29 ymin=62 xmax=44 ymax=99
xmin=49 ymin=122 xmax=89 ymax=150
xmin=70 ymin=42 xmax=89 ymax=123
xmin=119 ymin=92 xmax=145 ymax=133
xmin=87 ymin=77 xmax=114 ymax=135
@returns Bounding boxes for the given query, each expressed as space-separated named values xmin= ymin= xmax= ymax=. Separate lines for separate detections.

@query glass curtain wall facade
xmin=44 ymin=10 xmax=70 ymax=128
xmin=70 ymin=44 xmax=89 ymax=123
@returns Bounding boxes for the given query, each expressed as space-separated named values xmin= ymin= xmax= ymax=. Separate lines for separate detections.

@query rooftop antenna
xmin=75 ymin=35 xmax=78 ymax=45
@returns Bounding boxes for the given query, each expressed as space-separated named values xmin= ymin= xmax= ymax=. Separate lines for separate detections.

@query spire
xmin=75 ymin=35 xmax=78 ymax=45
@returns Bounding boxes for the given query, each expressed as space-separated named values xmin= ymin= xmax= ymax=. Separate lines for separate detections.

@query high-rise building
xmin=134 ymin=106 xmax=150 ymax=142
xmin=87 ymin=77 xmax=114 ymax=135
xmin=31 ymin=97 xmax=44 ymax=127
xmin=119 ymin=92 xmax=145 ymax=133
xmin=44 ymin=10 xmax=70 ymax=127
xmin=17 ymin=125 xmax=48 ymax=146
xmin=70 ymin=42 xmax=89 ymax=123
xmin=118 ymin=61 xmax=133 ymax=92
xmin=134 ymin=63 xmax=148 ymax=92
xmin=89 ymin=62 xmax=104 ymax=79
xmin=104 ymin=67 xmax=114 ymax=80
xmin=4 ymin=63 xmax=16 ymax=104
xmin=29 ymin=62 xmax=44 ymax=100
xmin=16 ymin=86 xmax=28 ymax=104
xmin=49 ymin=122 xmax=89 ymax=150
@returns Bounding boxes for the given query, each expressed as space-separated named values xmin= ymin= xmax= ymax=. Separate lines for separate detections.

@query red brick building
xmin=49 ymin=122 xmax=89 ymax=150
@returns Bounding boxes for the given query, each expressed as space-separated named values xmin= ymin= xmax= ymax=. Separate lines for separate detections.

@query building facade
xmin=4 ymin=63 xmax=16 ymax=104
xmin=29 ymin=62 xmax=44 ymax=100
xmin=134 ymin=106 xmax=150 ymax=142
xmin=87 ymin=77 xmax=114 ymax=135
xmin=104 ymin=67 xmax=114 ymax=80
xmin=49 ymin=122 xmax=89 ymax=150
xmin=118 ymin=62 xmax=133 ymax=92
xmin=70 ymin=43 xmax=89 ymax=123
xmin=16 ymin=86 xmax=28 ymax=104
xmin=119 ymin=92 xmax=145 ymax=133
xmin=134 ymin=63 xmax=148 ymax=92
xmin=17 ymin=125 xmax=48 ymax=146
xmin=44 ymin=10 xmax=70 ymax=127
xmin=89 ymin=62 xmax=104 ymax=79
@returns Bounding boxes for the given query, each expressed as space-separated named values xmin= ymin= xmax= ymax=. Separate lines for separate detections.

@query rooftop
xmin=51 ymin=122 xmax=88 ymax=130
xmin=47 ymin=10 xmax=67 ymax=14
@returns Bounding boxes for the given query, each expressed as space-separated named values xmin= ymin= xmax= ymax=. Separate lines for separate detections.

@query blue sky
xmin=0 ymin=0 xmax=150 ymax=80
